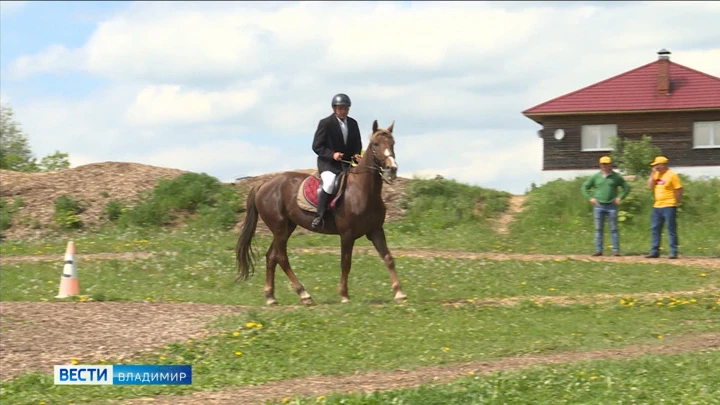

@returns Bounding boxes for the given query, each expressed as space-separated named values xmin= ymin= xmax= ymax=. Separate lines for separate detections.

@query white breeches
xmin=319 ymin=171 xmax=337 ymax=194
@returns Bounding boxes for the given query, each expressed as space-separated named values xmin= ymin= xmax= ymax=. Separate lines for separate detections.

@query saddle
xmin=296 ymin=171 xmax=348 ymax=213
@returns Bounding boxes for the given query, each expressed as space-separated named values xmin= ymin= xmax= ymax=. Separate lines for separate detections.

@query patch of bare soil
xmin=0 ymin=302 xmax=248 ymax=380
xmin=118 ymin=332 xmax=720 ymax=405
xmin=492 ymin=195 xmax=527 ymax=234
xmin=230 ymin=169 xmax=412 ymax=236
xmin=0 ymin=162 xmax=187 ymax=240
xmin=440 ymin=286 xmax=720 ymax=308
xmin=293 ymin=247 xmax=720 ymax=269
xmin=0 ymin=251 xmax=161 ymax=265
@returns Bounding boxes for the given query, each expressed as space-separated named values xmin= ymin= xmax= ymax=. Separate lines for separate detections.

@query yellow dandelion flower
xmin=70 ymin=358 xmax=78 ymax=365
xmin=548 ymin=287 xmax=555 ymax=292
xmin=282 ymin=398 xmax=291 ymax=404
xmin=313 ymin=286 xmax=320 ymax=291
xmin=47 ymin=280 xmax=54 ymax=284
xmin=441 ymin=346 xmax=450 ymax=352
xmin=160 ymin=356 xmax=166 ymax=361
xmin=316 ymin=396 xmax=325 ymax=403
xmin=657 ymin=335 xmax=663 ymax=339
xmin=245 ymin=322 xmax=257 ymax=329
xmin=234 ymin=351 xmax=242 ymax=356
xmin=232 ymin=331 xmax=240 ymax=337
xmin=590 ymin=376 xmax=598 ymax=380
xmin=700 ymin=273 xmax=707 ymax=277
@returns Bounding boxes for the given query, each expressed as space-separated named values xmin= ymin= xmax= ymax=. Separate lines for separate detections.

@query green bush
xmin=400 ymin=177 xmax=511 ymax=230
xmin=53 ymin=195 xmax=84 ymax=229
xmin=0 ymin=197 xmax=23 ymax=232
xmin=610 ymin=135 xmax=662 ymax=178
xmin=117 ymin=172 xmax=241 ymax=230
xmin=103 ymin=200 xmax=125 ymax=222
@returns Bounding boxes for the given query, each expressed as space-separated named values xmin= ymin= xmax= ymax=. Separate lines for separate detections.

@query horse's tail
xmin=235 ymin=186 xmax=259 ymax=282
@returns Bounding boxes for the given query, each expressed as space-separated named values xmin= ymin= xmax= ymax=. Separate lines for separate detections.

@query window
xmin=693 ymin=121 xmax=720 ymax=149
xmin=581 ymin=124 xmax=617 ymax=151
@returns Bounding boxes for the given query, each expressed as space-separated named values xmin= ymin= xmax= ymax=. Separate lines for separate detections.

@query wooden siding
xmin=539 ymin=110 xmax=720 ymax=170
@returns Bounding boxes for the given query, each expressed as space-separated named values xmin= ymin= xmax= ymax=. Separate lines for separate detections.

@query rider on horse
xmin=311 ymin=93 xmax=363 ymax=229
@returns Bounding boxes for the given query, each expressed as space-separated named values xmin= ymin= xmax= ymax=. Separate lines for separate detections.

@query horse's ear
xmin=372 ymin=120 xmax=378 ymax=133
xmin=387 ymin=120 xmax=395 ymax=134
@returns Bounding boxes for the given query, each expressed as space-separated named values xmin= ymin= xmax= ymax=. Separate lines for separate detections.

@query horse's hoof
xmin=266 ymin=298 xmax=278 ymax=306
xmin=301 ymin=297 xmax=315 ymax=306
xmin=394 ymin=291 xmax=407 ymax=303
xmin=340 ymin=297 xmax=350 ymax=304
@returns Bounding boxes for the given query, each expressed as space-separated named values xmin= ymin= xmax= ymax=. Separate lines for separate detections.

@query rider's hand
xmin=333 ymin=152 xmax=343 ymax=161
xmin=353 ymin=154 xmax=361 ymax=162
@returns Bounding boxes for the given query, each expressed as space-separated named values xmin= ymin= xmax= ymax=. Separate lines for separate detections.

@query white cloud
xmin=7 ymin=44 xmax=83 ymax=80
xmin=126 ymin=85 xmax=259 ymax=125
xmin=4 ymin=1 xmax=720 ymax=194
xmin=0 ymin=1 xmax=26 ymax=16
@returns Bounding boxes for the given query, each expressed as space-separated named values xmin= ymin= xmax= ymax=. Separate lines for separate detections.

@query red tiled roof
xmin=523 ymin=60 xmax=720 ymax=117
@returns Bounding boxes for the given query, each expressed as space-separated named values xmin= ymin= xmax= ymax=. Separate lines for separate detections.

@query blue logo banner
xmin=54 ymin=364 xmax=192 ymax=385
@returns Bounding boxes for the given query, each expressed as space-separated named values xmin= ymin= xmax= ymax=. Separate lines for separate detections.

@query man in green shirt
xmin=581 ymin=156 xmax=631 ymax=256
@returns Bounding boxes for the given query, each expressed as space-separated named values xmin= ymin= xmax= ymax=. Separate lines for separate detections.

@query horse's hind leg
xmin=275 ymin=222 xmax=314 ymax=305
xmin=264 ymin=240 xmax=278 ymax=306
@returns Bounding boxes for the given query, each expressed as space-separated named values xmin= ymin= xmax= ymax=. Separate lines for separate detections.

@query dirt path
xmin=118 ymin=332 xmax=720 ymax=405
xmin=293 ymin=247 xmax=720 ymax=269
xmin=440 ymin=285 xmax=720 ymax=307
xmin=4 ymin=247 xmax=716 ymax=269
xmin=0 ymin=251 xmax=162 ymax=264
xmin=492 ymin=195 xmax=527 ymax=234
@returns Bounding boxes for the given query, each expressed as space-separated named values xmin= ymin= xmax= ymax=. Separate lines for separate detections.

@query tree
xmin=610 ymin=135 xmax=662 ymax=178
xmin=0 ymin=103 xmax=37 ymax=171
xmin=39 ymin=151 xmax=71 ymax=172
xmin=0 ymin=103 xmax=71 ymax=172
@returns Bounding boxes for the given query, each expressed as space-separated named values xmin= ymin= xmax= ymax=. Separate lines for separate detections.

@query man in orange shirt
xmin=645 ymin=156 xmax=683 ymax=259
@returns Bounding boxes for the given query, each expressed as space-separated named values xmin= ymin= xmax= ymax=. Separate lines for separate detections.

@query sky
xmin=1 ymin=1 xmax=719 ymax=194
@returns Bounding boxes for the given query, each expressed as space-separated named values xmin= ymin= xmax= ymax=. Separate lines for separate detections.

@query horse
xmin=234 ymin=120 xmax=407 ymax=306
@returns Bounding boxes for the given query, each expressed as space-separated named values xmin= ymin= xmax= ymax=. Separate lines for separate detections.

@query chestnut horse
xmin=235 ymin=120 xmax=407 ymax=305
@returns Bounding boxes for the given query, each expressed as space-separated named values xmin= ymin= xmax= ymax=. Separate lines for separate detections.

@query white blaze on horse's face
xmin=384 ymin=148 xmax=398 ymax=169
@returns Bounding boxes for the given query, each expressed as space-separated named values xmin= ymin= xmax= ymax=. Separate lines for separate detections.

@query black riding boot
xmin=312 ymin=190 xmax=331 ymax=230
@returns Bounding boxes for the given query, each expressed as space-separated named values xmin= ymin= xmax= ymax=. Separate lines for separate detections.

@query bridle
xmin=341 ymin=131 xmax=396 ymax=184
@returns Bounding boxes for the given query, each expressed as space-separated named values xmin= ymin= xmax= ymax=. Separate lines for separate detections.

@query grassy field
xmin=1 ymin=175 xmax=719 ymax=404
xmin=273 ymin=350 xmax=720 ymax=405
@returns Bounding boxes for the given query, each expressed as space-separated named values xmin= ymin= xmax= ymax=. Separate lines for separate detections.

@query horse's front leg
xmin=367 ymin=227 xmax=407 ymax=303
xmin=338 ymin=235 xmax=355 ymax=303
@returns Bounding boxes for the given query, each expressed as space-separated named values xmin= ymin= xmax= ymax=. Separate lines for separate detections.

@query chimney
xmin=656 ymin=48 xmax=671 ymax=95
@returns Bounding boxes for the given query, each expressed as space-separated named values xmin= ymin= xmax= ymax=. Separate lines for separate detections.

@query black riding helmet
xmin=331 ymin=93 xmax=351 ymax=107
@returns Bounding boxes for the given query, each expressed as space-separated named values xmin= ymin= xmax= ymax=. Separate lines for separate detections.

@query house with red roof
xmin=522 ymin=49 xmax=720 ymax=182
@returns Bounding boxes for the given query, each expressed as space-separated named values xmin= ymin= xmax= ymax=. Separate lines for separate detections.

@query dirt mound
xmin=0 ymin=162 xmax=187 ymax=239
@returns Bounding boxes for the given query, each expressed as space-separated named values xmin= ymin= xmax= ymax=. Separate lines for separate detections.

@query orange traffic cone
xmin=55 ymin=241 xmax=79 ymax=298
